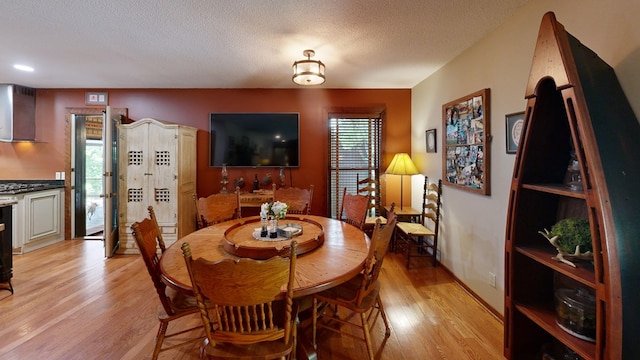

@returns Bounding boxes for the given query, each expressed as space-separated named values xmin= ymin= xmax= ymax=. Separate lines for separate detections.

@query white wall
xmin=410 ymin=0 xmax=640 ymax=314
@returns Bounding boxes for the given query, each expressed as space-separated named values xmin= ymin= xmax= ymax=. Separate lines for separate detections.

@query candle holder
xmin=279 ymin=167 xmax=286 ymax=188
xmin=220 ymin=163 xmax=229 ymax=193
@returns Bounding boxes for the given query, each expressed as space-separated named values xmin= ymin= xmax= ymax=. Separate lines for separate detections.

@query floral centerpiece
xmin=260 ymin=201 xmax=289 ymax=238
xmin=260 ymin=201 xmax=289 ymax=220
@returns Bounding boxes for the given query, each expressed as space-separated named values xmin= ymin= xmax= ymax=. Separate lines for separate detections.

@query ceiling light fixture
xmin=292 ymin=49 xmax=325 ymax=86
xmin=14 ymin=64 xmax=34 ymax=72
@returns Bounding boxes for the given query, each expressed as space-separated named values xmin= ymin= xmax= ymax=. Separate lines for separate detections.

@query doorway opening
xmin=72 ymin=114 xmax=105 ymax=239
xmin=85 ymin=139 xmax=105 ymax=236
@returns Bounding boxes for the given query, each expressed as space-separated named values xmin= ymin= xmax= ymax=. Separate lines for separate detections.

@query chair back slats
xmin=358 ymin=212 xmax=397 ymax=305
xmin=194 ymin=189 xmax=241 ymax=228
xmin=131 ymin=215 xmax=174 ymax=315
xmin=357 ymin=174 xmax=383 ymax=217
xmin=273 ymin=184 xmax=314 ymax=215
xmin=147 ymin=206 xmax=166 ymax=252
xmin=182 ymin=241 xmax=298 ymax=348
xmin=339 ymin=187 xmax=370 ymax=229
xmin=420 ymin=178 xmax=442 ymax=230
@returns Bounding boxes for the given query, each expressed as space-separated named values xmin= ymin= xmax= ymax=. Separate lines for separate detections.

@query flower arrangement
xmin=260 ymin=201 xmax=289 ymax=220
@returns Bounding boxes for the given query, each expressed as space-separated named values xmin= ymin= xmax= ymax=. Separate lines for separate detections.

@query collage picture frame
xmin=442 ymin=88 xmax=491 ymax=195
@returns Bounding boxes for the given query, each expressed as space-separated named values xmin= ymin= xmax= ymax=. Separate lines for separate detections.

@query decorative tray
xmin=223 ymin=216 xmax=324 ymax=259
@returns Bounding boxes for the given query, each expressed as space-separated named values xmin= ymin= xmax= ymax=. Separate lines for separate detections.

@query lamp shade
xmin=385 ymin=153 xmax=420 ymax=175
xmin=292 ymin=49 xmax=325 ymax=86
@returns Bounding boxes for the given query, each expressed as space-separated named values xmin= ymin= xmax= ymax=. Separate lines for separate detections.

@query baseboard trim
xmin=439 ymin=263 xmax=504 ymax=323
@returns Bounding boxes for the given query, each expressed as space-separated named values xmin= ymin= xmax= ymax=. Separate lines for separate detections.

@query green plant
xmin=547 ymin=218 xmax=592 ymax=253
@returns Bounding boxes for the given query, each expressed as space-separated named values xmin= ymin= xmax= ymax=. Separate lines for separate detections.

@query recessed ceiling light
xmin=13 ymin=64 xmax=34 ymax=72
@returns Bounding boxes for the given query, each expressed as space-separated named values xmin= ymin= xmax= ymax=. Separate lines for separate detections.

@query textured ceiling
xmin=0 ymin=0 xmax=528 ymax=89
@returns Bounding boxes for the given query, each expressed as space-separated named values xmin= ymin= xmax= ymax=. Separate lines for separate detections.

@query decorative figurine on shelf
xmin=234 ymin=176 xmax=245 ymax=191
xmin=563 ymin=152 xmax=583 ymax=191
xmin=260 ymin=201 xmax=289 ymax=238
xmin=279 ymin=167 xmax=286 ymax=188
xmin=538 ymin=218 xmax=593 ymax=268
xmin=252 ymin=174 xmax=259 ymax=192
xmin=261 ymin=173 xmax=273 ymax=188
xmin=220 ymin=163 xmax=229 ymax=194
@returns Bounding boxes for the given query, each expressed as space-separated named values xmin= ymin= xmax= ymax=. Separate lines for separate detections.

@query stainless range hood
xmin=0 ymin=84 xmax=36 ymax=142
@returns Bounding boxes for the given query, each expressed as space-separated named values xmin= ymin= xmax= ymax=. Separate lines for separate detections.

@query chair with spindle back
xmin=273 ymin=184 xmax=314 ymax=215
xmin=312 ymin=211 xmax=397 ymax=359
xmin=338 ymin=187 xmax=370 ymax=230
xmin=131 ymin=206 xmax=203 ymax=360
xmin=193 ymin=189 xmax=241 ymax=229
xmin=182 ymin=241 xmax=298 ymax=359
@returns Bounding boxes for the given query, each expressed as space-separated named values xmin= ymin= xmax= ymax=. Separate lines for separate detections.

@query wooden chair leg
xmin=153 ymin=320 xmax=169 ymax=360
xmin=376 ymin=295 xmax=391 ymax=336
xmin=312 ymin=297 xmax=318 ymax=348
xmin=432 ymin=237 xmax=438 ymax=267
xmin=361 ymin=312 xmax=375 ymax=360
xmin=405 ymin=237 xmax=412 ymax=269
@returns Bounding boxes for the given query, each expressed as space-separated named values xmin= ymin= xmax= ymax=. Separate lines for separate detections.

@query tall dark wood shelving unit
xmin=504 ymin=12 xmax=640 ymax=360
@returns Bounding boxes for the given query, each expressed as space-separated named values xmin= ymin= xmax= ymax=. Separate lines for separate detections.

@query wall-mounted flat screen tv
xmin=210 ymin=113 xmax=300 ymax=167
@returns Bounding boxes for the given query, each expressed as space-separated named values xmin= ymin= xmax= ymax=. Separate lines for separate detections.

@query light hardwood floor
xmin=0 ymin=239 xmax=505 ymax=359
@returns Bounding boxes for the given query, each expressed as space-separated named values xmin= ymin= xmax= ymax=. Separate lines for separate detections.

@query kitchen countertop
xmin=0 ymin=199 xmax=18 ymax=207
xmin=0 ymin=180 xmax=65 ymax=195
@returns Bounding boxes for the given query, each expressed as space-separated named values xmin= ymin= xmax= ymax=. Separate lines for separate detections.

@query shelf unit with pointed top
xmin=504 ymin=12 xmax=640 ymax=360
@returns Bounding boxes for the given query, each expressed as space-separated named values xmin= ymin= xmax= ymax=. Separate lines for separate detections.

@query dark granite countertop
xmin=0 ymin=180 xmax=65 ymax=195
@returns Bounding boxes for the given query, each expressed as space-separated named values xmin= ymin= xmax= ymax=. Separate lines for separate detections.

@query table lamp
xmin=385 ymin=153 xmax=420 ymax=209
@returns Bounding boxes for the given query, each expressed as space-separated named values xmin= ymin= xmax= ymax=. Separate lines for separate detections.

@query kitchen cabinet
xmin=504 ymin=12 xmax=640 ymax=359
xmin=117 ymin=118 xmax=197 ymax=254
xmin=9 ymin=188 xmax=65 ymax=254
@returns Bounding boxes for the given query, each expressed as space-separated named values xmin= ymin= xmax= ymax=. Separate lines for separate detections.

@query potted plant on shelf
xmin=538 ymin=217 xmax=592 ymax=268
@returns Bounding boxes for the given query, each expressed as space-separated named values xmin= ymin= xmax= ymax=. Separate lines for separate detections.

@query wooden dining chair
xmin=357 ymin=174 xmax=386 ymax=236
xmin=312 ymin=212 xmax=397 ymax=360
xmin=131 ymin=206 xmax=203 ymax=360
xmin=181 ymin=241 xmax=298 ymax=359
xmin=394 ymin=177 xmax=443 ymax=268
xmin=194 ymin=189 xmax=241 ymax=229
xmin=338 ymin=187 xmax=370 ymax=229
xmin=273 ymin=184 xmax=314 ymax=215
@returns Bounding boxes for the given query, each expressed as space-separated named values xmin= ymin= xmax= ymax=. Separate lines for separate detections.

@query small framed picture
xmin=85 ymin=92 xmax=108 ymax=105
xmin=426 ymin=129 xmax=437 ymax=153
xmin=506 ymin=111 xmax=525 ymax=154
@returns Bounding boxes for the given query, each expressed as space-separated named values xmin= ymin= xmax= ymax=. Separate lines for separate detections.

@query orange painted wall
xmin=0 ymin=88 xmax=410 ymax=220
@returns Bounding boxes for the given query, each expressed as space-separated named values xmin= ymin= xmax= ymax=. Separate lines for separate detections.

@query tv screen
xmin=210 ymin=113 xmax=300 ymax=167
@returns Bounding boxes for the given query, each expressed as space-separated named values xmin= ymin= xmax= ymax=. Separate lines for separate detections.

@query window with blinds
xmin=328 ymin=114 xmax=383 ymax=218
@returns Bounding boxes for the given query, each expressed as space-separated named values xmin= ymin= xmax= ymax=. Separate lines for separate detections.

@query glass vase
xmin=269 ymin=218 xmax=278 ymax=238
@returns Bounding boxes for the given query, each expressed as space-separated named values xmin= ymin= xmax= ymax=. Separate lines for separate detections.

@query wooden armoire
xmin=117 ymin=118 xmax=197 ymax=254
xmin=504 ymin=12 xmax=640 ymax=359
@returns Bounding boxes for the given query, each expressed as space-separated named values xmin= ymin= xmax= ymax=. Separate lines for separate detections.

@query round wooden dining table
xmin=159 ymin=215 xmax=370 ymax=298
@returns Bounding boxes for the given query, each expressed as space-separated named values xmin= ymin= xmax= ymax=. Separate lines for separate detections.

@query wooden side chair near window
xmin=338 ymin=187 xmax=370 ymax=230
xmin=273 ymin=184 xmax=314 ymax=215
xmin=181 ymin=241 xmax=298 ymax=359
xmin=394 ymin=177 xmax=443 ymax=268
xmin=357 ymin=174 xmax=387 ymax=236
xmin=193 ymin=189 xmax=241 ymax=229
xmin=131 ymin=206 xmax=203 ymax=360
xmin=312 ymin=212 xmax=398 ymax=360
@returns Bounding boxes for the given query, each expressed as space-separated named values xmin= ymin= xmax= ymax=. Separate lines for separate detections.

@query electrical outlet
xmin=489 ymin=272 xmax=496 ymax=288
